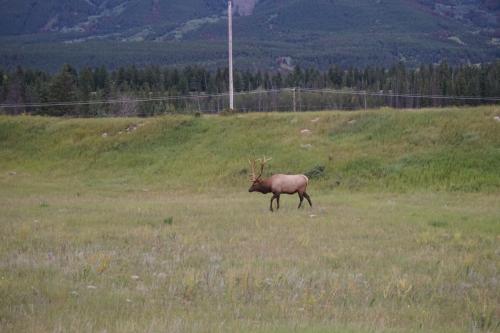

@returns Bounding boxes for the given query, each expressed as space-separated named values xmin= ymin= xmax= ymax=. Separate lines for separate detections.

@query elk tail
xmin=301 ymin=175 xmax=309 ymax=189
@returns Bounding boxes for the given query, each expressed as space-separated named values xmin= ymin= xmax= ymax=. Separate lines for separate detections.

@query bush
xmin=305 ymin=165 xmax=326 ymax=179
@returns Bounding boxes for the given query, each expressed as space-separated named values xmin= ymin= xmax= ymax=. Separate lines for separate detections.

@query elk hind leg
xmin=304 ymin=192 xmax=312 ymax=207
xmin=276 ymin=194 xmax=280 ymax=210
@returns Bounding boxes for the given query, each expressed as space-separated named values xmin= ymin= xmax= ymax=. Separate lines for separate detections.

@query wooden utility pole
xmin=293 ymin=88 xmax=297 ymax=112
xmin=228 ymin=0 xmax=234 ymax=110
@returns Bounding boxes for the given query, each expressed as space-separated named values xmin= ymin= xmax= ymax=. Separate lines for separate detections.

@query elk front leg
xmin=298 ymin=193 xmax=304 ymax=208
xmin=276 ymin=194 xmax=280 ymax=210
xmin=270 ymin=194 xmax=277 ymax=212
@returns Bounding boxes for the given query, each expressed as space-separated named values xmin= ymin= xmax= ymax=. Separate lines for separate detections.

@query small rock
xmin=131 ymin=275 xmax=140 ymax=280
xmin=87 ymin=285 xmax=97 ymax=290
xmin=300 ymin=144 xmax=313 ymax=149
xmin=70 ymin=291 xmax=79 ymax=296
xmin=126 ymin=298 xmax=132 ymax=303
xmin=494 ymin=116 xmax=500 ymax=122
xmin=311 ymin=117 xmax=320 ymax=123
xmin=348 ymin=119 xmax=356 ymax=125
xmin=102 ymin=133 xmax=108 ymax=138
xmin=309 ymin=214 xmax=317 ymax=218
xmin=157 ymin=272 xmax=167 ymax=279
xmin=300 ymin=129 xmax=312 ymax=134
xmin=8 ymin=171 xmax=16 ymax=176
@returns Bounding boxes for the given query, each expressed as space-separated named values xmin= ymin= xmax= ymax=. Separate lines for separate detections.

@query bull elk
xmin=248 ymin=157 xmax=312 ymax=212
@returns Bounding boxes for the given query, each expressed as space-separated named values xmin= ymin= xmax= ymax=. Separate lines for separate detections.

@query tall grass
xmin=0 ymin=106 xmax=499 ymax=192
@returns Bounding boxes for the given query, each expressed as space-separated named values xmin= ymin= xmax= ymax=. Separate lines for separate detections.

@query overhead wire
xmin=0 ymin=88 xmax=498 ymax=109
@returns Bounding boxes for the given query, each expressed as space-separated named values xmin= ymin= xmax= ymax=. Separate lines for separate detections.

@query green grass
xmin=0 ymin=107 xmax=499 ymax=332
xmin=1 ymin=106 xmax=499 ymax=192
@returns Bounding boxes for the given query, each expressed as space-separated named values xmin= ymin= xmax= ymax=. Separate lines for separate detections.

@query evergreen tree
xmin=47 ymin=64 xmax=78 ymax=116
xmin=4 ymin=67 xmax=27 ymax=114
xmin=0 ymin=68 xmax=6 ymax=104
xmin=94 ymin=66 xmax=110 ymax=97
xmin=79 ymin=67 xmax=95 ymax=116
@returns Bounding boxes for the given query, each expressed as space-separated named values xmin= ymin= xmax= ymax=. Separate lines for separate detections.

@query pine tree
xmin=78 ymin=67 xmax=95 ymax=116
xmin=94 ymin=66 xmax=110 ymax=97
xmin=47 ymin=64 xmax=78 ymax=116
xmin=4 ymin=67 xmax=27 ymax=115
xmin=0 ymin=68 xmax=6 ymax=104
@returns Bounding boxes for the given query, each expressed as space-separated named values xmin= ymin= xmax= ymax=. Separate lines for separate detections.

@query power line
xmin=301 ymin=88 xmax=500 ymax=102
xmin=0 ymin=88 xmax=498 ymax=109
xmin=0 ymin=89 xmax=283 ymax=109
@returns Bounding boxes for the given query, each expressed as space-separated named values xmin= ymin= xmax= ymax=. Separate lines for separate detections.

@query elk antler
xmin=257 ymin=156 xmax=272 ymax=179
xmin=248 ymin=157 xmax=272 ymax=182
xmin=248 ymin=159 xmax=257 ymax=182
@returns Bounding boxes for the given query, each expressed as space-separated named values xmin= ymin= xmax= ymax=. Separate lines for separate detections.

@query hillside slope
xmin=1 ymin=107 xmax=499 ymax=192
xmin=0 ymin=0 xmax=498 ymax=70
xmin=1 ymin=0 xmax=497 ymax=38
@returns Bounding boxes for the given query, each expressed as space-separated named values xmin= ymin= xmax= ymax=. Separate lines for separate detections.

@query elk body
xmin=248 ymin=158 xmax=312 ymax=212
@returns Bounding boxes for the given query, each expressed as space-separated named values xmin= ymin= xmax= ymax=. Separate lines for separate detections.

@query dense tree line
xmin=1 ymin=61 xmax=499 ymax=116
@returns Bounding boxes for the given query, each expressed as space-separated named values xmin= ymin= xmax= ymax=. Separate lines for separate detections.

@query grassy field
xmin=0 ymin=107 xmax=499 ymax=332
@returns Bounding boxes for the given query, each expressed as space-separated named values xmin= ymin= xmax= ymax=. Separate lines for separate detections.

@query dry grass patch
xmin=0 ymin=182 xmax=498 ymax=332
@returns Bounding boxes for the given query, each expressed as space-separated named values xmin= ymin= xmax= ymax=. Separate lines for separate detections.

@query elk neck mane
xmin=255 ymin=177 xmax=273 ymax=193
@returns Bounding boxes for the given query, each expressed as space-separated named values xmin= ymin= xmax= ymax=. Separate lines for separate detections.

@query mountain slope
xmin=0 ymin=0 xmax=225 ymax=37
xmin=0 ymin=0 xmax=498 ymax=71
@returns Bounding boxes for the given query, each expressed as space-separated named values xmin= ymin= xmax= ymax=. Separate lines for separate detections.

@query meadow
xmin=0 ymin=107 xmax=499 ymax=332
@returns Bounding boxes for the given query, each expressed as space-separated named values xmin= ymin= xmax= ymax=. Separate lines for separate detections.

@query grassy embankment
xmin=0 ymin=107 xmax=499 ymax=332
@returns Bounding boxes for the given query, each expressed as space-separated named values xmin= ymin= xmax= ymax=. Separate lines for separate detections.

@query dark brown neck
xmin=255 ymin=178 xmax=272 ymax=194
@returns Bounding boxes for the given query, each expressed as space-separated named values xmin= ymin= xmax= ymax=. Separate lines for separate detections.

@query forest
xmin=1 ymin=61 xmax=499 ymax=116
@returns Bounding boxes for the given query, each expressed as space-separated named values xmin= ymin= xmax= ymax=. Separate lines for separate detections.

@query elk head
xmin=248 ymin=157 xmax=272 ymax=192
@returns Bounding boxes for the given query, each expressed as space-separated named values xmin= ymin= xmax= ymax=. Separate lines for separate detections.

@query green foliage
xmin=46 ymin=64 xmax=79 ymax=116
xmin=429 ymin=220 xmax=448 ymax=228
xmin=0 ymin=107 xmax=498 ymax=193
xmin=163 ymin=217 xmax=173 ymax=225
xmin=1 ymin=62 xmax=499 ymax=116
xmin=304 ymin=165 xmax=326 ymax=180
